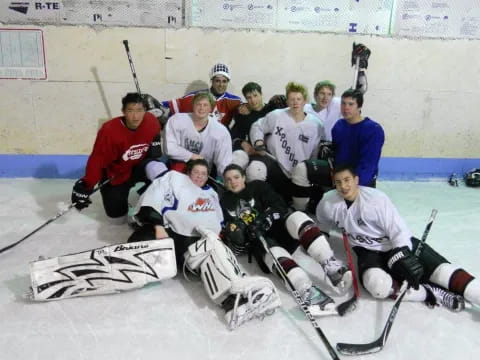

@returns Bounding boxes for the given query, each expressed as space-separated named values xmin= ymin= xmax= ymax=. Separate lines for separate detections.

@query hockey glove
xmin=247 ymin=208 xmax=281 ymax=238
xmin=267 ymin=94 xmax=287 ymax=110
xmin=143 ymin=93 xmax=170 ymax=124
xmin=224 ymin=220 xmax=249 ymax=255
xmin=147 ymin=134 xmax=163 ymax=159
xmin=351 ymin=42 xmax=371 ymax=69
xmin=254 ymin=140 xmax=267 ymax=152
xmin=387 ymin=246 xmax=424 ymax=289
xmin=318 ymin=141 xmax=334 ymax=161
xmin=71 ymin=179 xmax=93 ymax=211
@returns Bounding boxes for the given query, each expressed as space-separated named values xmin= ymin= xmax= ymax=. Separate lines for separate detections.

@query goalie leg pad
xmin=185 ymin=228 xmax=244 ymax=305
xmin=30 ymin=238 xmax=177 ymax=301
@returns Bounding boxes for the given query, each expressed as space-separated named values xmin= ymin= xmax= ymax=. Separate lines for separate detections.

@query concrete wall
xmin=1 ymin=25 xmax=479 ymax=178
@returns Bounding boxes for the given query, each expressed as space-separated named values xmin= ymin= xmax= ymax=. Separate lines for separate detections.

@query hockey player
xmin=230 ymin=82 xmax=287 ymax=169
xmin=332 ymin=89 xmax=384 ymax=187
xmin=246 ymin=82 xmax=323 ymax=204
xmin=316 ymin=164 xmax=480 ymax=311
xmin=129 ymin=159 xmax=281 ymax=329
xmin=304 ymin=80 xmax=341 ymax=142
xmin=71 ymin=92 xmax=166 ymax=224
xmin=162 ymin=63 xmax=241 ymax=126
xmin=163 ymin=92 xmax=232 ymax=176
xmin=220 ymin=164 xmax=352 ymax=316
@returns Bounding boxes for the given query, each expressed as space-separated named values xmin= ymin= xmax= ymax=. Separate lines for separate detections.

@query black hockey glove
xmin=247 ymin=208 xmax=281 ymax=237
xmin=387 ymin=246 xmax=424 ymax=289
xmin=318 ymin=140 xmax=334 ymax=161
xmin=224 ymin=220 xmax=249 ymax=255
xmin=147 ymin=134 xmax=163 ymax=159
xmin=71 ymin=179 xmax=93 ymax=211
xmin=143 ymin=93 xmax=170 ymax=125
xmin=351 ymin=42 xmax=371 ymax=69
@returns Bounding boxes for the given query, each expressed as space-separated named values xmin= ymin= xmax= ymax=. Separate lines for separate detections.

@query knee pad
xmin=232 ymin=150 xmax=250 ymax=169
xmin=185 ymin=226 xmax=244 ymax=305
xmin=363 ymin=267 xmax=393 ymax=299
xmin=145 ymin=160 xmax=168 ymax=181
xmin=285 ymin=211 xmax=332 ymax=263
xmin=246 ymin=160 xmax=267 ymax=182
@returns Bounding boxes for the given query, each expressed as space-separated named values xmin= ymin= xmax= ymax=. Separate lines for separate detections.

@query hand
xmin=71 ymin=179 xmax=92 ymax=211
xmin=351 ymin=43 xmax=371 ymax=69
xmin=253 ymin=140 xmax=267 ymax=156
xmin=238 ymin=103 xmax=250 ymax=115
xmin=387 ymin=246 xmax=424 ymax=289
xmin=241 ymin=141 xmax=255 ymax=156
xmin=190 ymin=154 xmax=204 ymax=160
xmin=267 ymin=94 xmax=287 ymax=110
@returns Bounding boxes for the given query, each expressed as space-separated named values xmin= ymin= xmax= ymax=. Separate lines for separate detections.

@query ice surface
xmin=0 ymin=179 xmax=479 ymax=360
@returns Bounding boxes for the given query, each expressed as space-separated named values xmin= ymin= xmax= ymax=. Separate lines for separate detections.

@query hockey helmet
xmin=465 ymin=168 xmax=480 ymax=187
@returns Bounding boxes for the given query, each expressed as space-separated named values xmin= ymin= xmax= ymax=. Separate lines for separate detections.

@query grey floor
xmin=0 ymin=178 xmax=479 ymax=360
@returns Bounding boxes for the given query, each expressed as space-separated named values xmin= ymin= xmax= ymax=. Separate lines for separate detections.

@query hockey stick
xmin=0 ymin=179 xmax=111 ymax=255
xmin=122 ymin=40 xmax=142 ymax=96
xmin=343 ymin=231 xmax=360 ymax=298
xmin=352 ymin=56 xmax=360 ymax=90
xmin=254 ymin=230 xmax=340 ymax=360
xmin=336 ymin=209 xmax=438 ymax=355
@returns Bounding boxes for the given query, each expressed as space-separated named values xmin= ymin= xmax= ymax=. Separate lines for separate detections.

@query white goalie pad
xmin=29 ymin=239 xmax=177 ymax=301
xmin=185 ymin=226 xmax=244 ymax=304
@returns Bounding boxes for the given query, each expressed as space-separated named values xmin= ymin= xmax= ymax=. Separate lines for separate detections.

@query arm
xmin=356 ymin=123 xmax=385 ymax=186
xmin=163 ymin=114 xmax=195 ymax=162
xmin=249 ymin=112 xmax=276 ymax=146
xmin=315 ymin=197 xmax=337 ymax=235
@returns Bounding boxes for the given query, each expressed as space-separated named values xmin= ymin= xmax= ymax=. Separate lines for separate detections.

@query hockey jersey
xmin=162 ymin=89 xmax=241 ymax=126
xmin=304 ymin=96 xmax=341 ymax=142
xmin=82 ymin=112 xmax=161 ymax=188
xmin=315 ymin=186 xmax=413 ymax=252
xmin=250 ymin=108 xmax=322 ymax=178
xmin=331 ymin=117 xmax=384 ymax=186
xmin=134 ymin=171 xmax=223 ymax=237
xmin=163 ymin=113 xmax=232 ymax=174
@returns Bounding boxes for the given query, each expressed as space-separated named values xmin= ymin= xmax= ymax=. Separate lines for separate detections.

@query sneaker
xmin=301 ymin=285 xmax=338 ymax=316
xmin=224 ymin=286 xmax=281 ymax=330
xmin=423 ymin=283 xmax=465 ymax=312
xmin=321 ymin=256 xmax=353 ymax=290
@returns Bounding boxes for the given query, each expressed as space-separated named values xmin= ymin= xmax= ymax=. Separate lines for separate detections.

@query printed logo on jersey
xmin=357 ymin=218 xmax=366 ymax=226
xmin=184 ymin=137 xmax=203 ymax=154
xmin=122 ymin=143 xmax=149 ymax=161
xmin=227 ymin=199 xmax=257 ymax=225
xmin=188 ymin=198 xmax=215 ymax=212
xmin=274 ymin=126 xmax=298 ymax=168
xmin=209 ymin=110 xmax=225 ymax=122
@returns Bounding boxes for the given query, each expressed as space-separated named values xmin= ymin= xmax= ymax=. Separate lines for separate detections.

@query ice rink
xmin=1 ymin=178 xmax=479 ymax=360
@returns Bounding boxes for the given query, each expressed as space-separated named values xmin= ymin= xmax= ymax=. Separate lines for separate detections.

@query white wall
xmin=1 ymin=25 xmax=479 ymax=158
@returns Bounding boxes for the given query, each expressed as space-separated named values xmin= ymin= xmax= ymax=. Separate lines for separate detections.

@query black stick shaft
xmin=0 ymin=179 xmax=110 ymax=255
xmin=122 ymin=40 xmax=142 ymax=96
xmin=255 ymin=231 xmax=340 ymax=360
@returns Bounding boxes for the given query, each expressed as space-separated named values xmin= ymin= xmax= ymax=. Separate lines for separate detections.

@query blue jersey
xmin=332 ymin=117 xmax=384 ymax=186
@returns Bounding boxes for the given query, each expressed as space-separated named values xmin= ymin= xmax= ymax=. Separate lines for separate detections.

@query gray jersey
xmin=304 ymin=96 xmax=341 ymax=142
xmin=316 ymin=186 xmax=413 ymax=252
xmin=250 ymin=108 xmax=322 ymax=178
xmin=164 ymin=113 xmax=232 ymax=174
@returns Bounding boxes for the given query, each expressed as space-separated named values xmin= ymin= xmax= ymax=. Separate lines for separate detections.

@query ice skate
xmin=321 ymin=256 xmax=353 ymax=292
xmin=424 ymin=283 xmax=465 ymax=312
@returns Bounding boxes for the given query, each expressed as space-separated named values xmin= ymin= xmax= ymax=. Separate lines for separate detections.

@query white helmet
xmin=210 ymin=63 xmax=231 ymax=80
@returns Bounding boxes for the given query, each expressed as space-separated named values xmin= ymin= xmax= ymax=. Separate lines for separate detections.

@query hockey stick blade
xmin=336 ymin=293 xmax=357 ymax=316
xmin=336 ymin=281 xmax=408 ymax=355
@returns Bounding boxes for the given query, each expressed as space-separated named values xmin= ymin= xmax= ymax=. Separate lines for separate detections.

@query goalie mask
xmin=465 ymin=168 xmax=480 ymax=187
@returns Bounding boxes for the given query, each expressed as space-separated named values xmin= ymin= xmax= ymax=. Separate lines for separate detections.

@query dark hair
xmin=242 ymin=82 xmax=262 ymax=97
xmin=186 ymin=158 xmax=209 ymax=174
xmin=341 ymin=89 xmax=364 ymax=108
xmin=223 ymin=163 xmax=246 ymax=177
xmin=314 ymin=80 xmax=336 ymax=97
xmin=122 ymin=93 xmax=146 ymax=110
xmin=333 ymin=164 xmax=358 ymax=177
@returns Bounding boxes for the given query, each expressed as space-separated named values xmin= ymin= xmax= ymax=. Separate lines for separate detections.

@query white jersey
xmin=304 ymin=97 xmax=341 ymax=141
xmin=315 ymin=186 xmax=413 ymax=252
xmin=250 ymin=108 xmax=322 ymax=178
xmin=134 ymin=171 xmax=223 ymax=237
xmin=163 ymin=113 xmax=233 ymax=174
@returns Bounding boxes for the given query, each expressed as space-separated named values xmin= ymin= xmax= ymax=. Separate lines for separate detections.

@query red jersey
xmin=165 ymin=90 xmax=241 ymax=126
xmin=82 ymin=112 xmax=161 ymax=188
